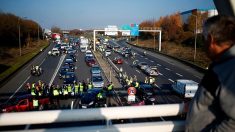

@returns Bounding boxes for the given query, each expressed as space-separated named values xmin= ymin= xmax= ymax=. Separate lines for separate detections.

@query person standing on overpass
xmin=186 ymin=15 xmax=235 ymax=132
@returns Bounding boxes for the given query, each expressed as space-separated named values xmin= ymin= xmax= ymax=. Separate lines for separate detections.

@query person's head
xmin=203 ymin=15 xmax=235 ymax=60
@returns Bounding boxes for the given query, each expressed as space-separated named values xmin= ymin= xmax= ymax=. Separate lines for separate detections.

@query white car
xmin=172 ymin=79 xmax=198 ymax=98
xmin=144 ymin=66 xmax=159 ymax=76
xmin=105 ymin=50 xmax=111 ymax=57
xmin=85 ymin=50 xmax=93 ymax=57
xmin=48 ymin=48 xmax=60 ymax=56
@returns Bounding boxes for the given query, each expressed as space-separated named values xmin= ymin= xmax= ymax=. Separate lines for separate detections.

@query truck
xmin=1 ymin=94 xmax=51 ymax=113
xmin=52 ymin=33 xmax=61 ymax=43
xmin=172 ymin=79 xmax=198 ymax=98
xmin=80 ymin=37 xmax=89 ymax=52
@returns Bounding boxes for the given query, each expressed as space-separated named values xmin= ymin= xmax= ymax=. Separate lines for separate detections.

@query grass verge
xmin=0 ymin=40 xmax=49 ymax=82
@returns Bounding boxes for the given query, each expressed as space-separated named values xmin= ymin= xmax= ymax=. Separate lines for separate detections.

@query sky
xmin=0 ymin=0 xmax=215 ymax=30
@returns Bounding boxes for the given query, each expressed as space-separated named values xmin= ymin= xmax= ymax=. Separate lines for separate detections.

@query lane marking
xmin=5 ymin=76 xmax=31 ymax=103
xmin=159 ymin=73 xmax=163 ymax=76
xmin=145 ymin=58 xmax=148 ymax=60
xmin=176 ymin=73 xmax=183 ymax=77
xmin=5 ymin=55 xmax=47 ymax=104
xmin=140 ymin=55 xmax=143 ymax=57
xmin=168 ymin=79 xmax=174 ymax=82
xmin=165 ymin=68 xmax=171 ymax=71
xmin=150 ymin=60 xmax=154 ymax=63
xmin=136 ymin=70 xmax=140 ymax=73
xmin=49 ymin=54 xmax=66 ymax=86
xmin=157 ymin=64 xmax=161 ymax=66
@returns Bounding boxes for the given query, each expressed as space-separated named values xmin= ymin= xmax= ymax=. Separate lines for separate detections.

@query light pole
xmin=192 ymin=14 xmax=197 ymax=62
xmin=38 ymin=24 xmax=40 ymax=42
xmin=18 ymin=18 xmax=22 ymax=56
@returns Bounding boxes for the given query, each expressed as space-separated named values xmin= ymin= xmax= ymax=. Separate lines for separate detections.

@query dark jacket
xmin=185 ymin=45 xmax=235 ymax=132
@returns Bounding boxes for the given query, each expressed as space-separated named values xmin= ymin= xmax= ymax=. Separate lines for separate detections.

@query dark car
xmin=85 ymin=56 xmax=96 ymax=66
xmin=79 ymin=88 xmax=105 ymax=108
xmin=66 ymin=54 xmax=77 ymax=62
xmin=137 ymin=83 xmax=154 ymax=99
xmin=59 ymin=65 xmax=74 ymax=78
xmin=63 ymin=72 xmax=77 ymax=84
xmin=64 ymin=59 xmax=76 ymax=70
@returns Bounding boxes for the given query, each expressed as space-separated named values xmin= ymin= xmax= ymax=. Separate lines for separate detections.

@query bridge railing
xmin=0 ymin=103 xmax=186 ymax=132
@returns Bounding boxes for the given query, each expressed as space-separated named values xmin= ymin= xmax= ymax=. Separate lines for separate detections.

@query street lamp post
xmin=192 ymin=14 xmax=197 ymax=62
xmin=18 ymin=18 xmax=22 ymax=56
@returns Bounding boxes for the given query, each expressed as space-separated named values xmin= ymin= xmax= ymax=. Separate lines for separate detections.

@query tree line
xmin=139 ymin=11 xmax=208 ymax=48
xmin=0 ymin=12 xmax=43 ymax=48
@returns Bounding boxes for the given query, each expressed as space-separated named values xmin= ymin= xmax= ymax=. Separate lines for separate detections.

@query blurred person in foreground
xmin=185 ymin=15 xmax=235 ymax=131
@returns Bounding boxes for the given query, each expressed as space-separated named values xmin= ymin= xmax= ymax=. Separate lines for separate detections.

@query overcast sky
xmin=0 ymin=0 xmax=215 ymax=30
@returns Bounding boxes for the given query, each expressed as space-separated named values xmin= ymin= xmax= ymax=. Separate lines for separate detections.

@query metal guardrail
xmin=0 ymin=104 xmax=186 ymax=132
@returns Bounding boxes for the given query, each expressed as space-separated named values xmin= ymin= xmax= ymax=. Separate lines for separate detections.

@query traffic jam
xmin=0 ymin=34 xmax=199 ymax=113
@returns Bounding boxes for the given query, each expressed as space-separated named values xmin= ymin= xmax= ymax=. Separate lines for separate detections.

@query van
xmin=172 ymin=79 xmax=198 ymax=98
xmin=105 ymin=50 xmax=111 ymax=57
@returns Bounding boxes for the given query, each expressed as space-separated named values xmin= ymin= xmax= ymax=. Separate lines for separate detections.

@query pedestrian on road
xmin=185 ymin=15 xmax=235 ymax=132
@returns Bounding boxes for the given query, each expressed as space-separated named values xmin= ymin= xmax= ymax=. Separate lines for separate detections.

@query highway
xmin=0 ymin=38 xmax=204 ymax=130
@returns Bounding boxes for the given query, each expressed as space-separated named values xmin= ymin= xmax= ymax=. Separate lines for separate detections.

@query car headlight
xmin=89 ymin=101 xmax=94 ymax=105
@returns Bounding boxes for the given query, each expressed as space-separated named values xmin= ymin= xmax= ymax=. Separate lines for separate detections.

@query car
xmin=91 ymin=65 xmax=101 ymax=76
xmin=172 ymin=79 xmax=198 ymax=98
xmin=144 ymin=66 xmax=160 ymax=76
xmin=105 ymin=50 xmax=111 ymax=57
xmin=85 ymin=50 xmax=93 ymax=57
xmin=0 ymin=94 xmax=50 ymax=113
xmin=113 ymin=57 xmax=123 ymax=64
xmin=49 ymin=47 xmax=60 ymax=56
xmin=85 ymin=56 xmax=96 ymax=66
xmin=63 ymin=72 xmax=77 ymax=84
xmin=67 ymin=54 xmax=77 ymax=62
xmin=79 ymin=88 xmax=105 ymax=108
xmin=135 ymin=83 xmax=155 ymax=101
xmin=64 ymin=59 xmax=76 ymax=70
xmin=66 ymin=47 xmax=76 ymax=54
xmin=59 ymin=65 xmax=74 ymax=78
xmin=91 ymin=75 xmax=104 ymax=88
xmin=137 ymin=62 xmax=149 ymax=70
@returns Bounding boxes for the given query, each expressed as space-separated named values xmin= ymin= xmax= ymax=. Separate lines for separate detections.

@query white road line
xmin=150 ymin=60 xmax=154 ymax=63
xmin=159 ymin=73 xmax=163 ymax=76
xmin=24 ymin=124 xmax=31 ymax=130
xmin=157 ymin=64 xmax=161 ymax=66
xmin=5 ymin=76 xmax=31 ymax=103
xmin=49 ymin=54 xmax=66 ymax=86
xmin=145 ymin=58 xmax=148 ymax=59
xmin=136 ymin=70 xmax=141 ymax=73
xmin=176 ymin=73 xmax=183 ymax=77
xmin=165 ymin=68 xmax=171 ymax=71
xmin=156 ymin=84 xmax=161 ymax=89
xmin=140 ymin=55 xmax=143 ymax=57
xmin=168 ymin=79 xmax=174 ymax=82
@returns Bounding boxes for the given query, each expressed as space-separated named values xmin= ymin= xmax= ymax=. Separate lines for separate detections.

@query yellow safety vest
xmin=53 ymin=89 xmax=59 ymax=96
xmin=80 ymin=84 xmax=84 ymax=92
xmin=63 ymin=89 xmax=68 ymax=95
xmin=33 ymin=99 xmax=39 ymax=107
xmin=88 ymin=84 xmax=92 ymax=89
xmin=68 ymin=86 xmax=72 ymax=92
xmin=135 ymin=82 xmax=139 ymax=88
xmin=108 ymin=84 xmax=113 ymax=91
xmin=74 ymin=85 xmax=79 ymax=93
xmin=31 ymin=88 xmax=36 ymax=96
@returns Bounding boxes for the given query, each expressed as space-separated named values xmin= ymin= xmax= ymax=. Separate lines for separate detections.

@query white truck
xmin=80 ymin=37 xmax=89 ymax=52
xmin=172 ymin=79 xmax=198 ymax=98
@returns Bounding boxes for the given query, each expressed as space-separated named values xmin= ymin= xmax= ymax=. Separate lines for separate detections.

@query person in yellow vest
xmin=67 ymin=84 xmax=72 ymax=96
xmin=107 ymin=82 xmax=113 ymax=97
xmin=31 ymin=85 xmax=36 ymax=96
xmin=87 ymin=82 xmax=93 ymax=89
xmin=79 ymin=82 xmax=84 ymax=97
xmin=53 ymin=86 xmax=59 ymax=97
xmin=74 ymin=83 xmax=79 ymax=97
xmin=33 ymin=96 xmax=39 ymax=110
xmin=63 ymin=86 xmax=68 ymax=97
xmin=134 ymin=81 xmax=140 ymax=89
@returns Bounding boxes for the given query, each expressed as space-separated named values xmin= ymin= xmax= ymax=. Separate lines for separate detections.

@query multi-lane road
xmin=0 ymin=39 xmax=204 ymax=106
